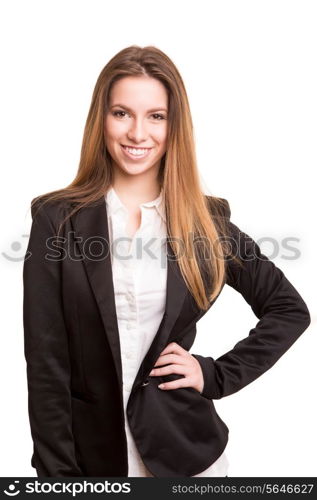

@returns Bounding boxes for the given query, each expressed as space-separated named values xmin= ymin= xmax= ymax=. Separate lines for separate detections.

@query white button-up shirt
xmin=105 ymin=186 xmax=229 ymax=477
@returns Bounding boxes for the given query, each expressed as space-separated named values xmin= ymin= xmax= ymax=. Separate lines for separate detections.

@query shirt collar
xmin=105 ymin=186 xmax=166 ymax=224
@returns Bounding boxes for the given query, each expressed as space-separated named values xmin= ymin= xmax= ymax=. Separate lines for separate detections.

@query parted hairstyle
xmin=31 ymin=44 xmax=243 ymax=310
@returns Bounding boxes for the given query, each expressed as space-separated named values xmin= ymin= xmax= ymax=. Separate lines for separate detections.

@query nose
xmin=127 ymin=117 xmax=148 ymax=143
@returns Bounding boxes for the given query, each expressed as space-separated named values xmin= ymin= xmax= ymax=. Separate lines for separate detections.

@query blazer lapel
xmin=71 ymin=195 xmax=189 ymax=395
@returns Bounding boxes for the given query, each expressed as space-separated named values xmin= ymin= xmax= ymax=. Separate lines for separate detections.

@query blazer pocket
xmin=70 ymin=389 xmax=96 ymax=404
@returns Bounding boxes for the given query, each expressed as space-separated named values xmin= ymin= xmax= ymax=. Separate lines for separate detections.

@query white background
xmin=0 ymin=0 xmax=316 ymax=477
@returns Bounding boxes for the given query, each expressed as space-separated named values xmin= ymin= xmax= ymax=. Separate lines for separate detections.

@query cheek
xmin=153 ymin=126 xmax=167 ymax=147
xmin=155 ymin=129 xmax=168 ymax=149
xmin=105 ymin=118 xmax=126 ymax=140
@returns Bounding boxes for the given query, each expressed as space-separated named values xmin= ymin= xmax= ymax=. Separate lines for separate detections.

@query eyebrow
xmin=110 ymin=103 xmax=168 ymax=113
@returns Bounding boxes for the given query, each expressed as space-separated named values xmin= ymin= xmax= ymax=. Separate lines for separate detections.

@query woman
xmin=23 ymin=45 xmax=311 ymax=478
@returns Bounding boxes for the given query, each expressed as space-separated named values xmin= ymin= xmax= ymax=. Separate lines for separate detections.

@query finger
xmin=150 ymin=364 xmax=189 ymax=377
xmin=158 ymin=377 xmax=192 ymax=391
xmin=159 ymin=342 xmax=184 ymax=356
xmin=152 ymin=353 xmax=186 ymax=368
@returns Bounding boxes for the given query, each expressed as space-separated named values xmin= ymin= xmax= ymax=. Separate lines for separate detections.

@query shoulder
xmin=205 ymin=194 xmax=231 ymax=220
xmin=31 ymin=195 xmax=73 ymax=217
xmin=30 ymin=195 xmax=75 ymax=235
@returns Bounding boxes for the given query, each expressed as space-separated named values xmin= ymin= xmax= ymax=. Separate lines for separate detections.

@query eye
xmin=112 ymin=110 xmax=127 ymax=118
xmin=111 ymin=110 xmax=167 ymax=120
xmin=152 ymin=113 xmax=166 ymax=120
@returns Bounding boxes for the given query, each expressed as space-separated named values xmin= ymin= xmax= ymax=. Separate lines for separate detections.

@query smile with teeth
xmin=121 ymin=145 xmax=152 ymax=158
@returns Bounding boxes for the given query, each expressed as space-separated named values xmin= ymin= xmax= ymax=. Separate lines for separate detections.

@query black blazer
xmin=23 ymin=194 xmax=311 ymax=477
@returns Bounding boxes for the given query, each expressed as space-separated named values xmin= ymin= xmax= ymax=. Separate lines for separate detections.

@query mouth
xmin=120 ymin=144 xmax=153 ymax=160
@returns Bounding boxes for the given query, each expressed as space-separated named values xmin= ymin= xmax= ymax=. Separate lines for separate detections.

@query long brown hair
xmin=30 ymin=44 xmax=242 ymax=310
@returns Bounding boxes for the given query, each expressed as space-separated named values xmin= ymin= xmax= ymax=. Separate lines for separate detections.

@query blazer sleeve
xmin=192 ymin=199 xmax=311 ymax=400
xmin=23 ymin=200 xmax=83 ymax=476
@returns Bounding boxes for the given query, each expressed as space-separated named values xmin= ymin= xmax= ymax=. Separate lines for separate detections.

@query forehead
xmin=109 ymin=75 xmax=168 ymax=108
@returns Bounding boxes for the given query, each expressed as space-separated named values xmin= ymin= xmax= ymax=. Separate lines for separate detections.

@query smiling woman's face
xmin=104 ymin=75 xmax=168 ymax=178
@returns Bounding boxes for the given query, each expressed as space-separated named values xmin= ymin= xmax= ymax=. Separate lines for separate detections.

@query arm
xmin=192 ymin=200 xmax=311 ymax=400
xmin=23 ymin=200 xmax=83 ymax=476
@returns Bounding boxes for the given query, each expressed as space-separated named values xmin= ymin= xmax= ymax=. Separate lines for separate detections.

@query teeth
xmin=123 ymin=146 xmax=149 ymax=156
